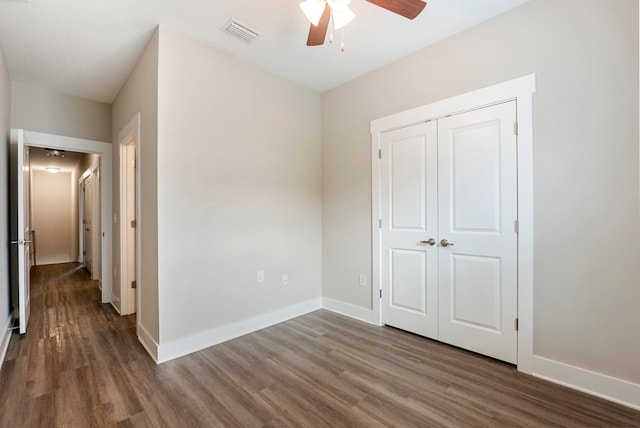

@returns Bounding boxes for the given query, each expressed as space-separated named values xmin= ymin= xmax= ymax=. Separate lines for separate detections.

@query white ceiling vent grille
xmin=222 ymin=18 xmax=261 ymax=44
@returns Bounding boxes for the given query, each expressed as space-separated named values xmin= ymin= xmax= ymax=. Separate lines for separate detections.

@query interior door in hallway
xmin=83 ymin=173 xmax=95 ymax=276
xmin=380 ymin=121 xmax=439 ymax=338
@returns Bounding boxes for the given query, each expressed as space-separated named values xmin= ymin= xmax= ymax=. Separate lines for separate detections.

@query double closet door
xmin=380 ymin=101 xmax=518 ymax=364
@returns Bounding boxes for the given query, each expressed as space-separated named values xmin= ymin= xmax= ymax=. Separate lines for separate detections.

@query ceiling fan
xmin=300 ymin=0 xmax=427 ymax=48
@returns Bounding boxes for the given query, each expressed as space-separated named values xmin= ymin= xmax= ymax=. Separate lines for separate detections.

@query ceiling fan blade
xmin=306 ymin=3 xmax=331 ymax=46
xmin=366 ymin=0 xmax=427 ymax=19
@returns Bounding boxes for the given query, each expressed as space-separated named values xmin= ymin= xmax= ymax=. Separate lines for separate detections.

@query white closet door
xmin=437 ymin=101 xmax=518 ymax=364
xmin=380 ymin=121 xmax=439 ymax=338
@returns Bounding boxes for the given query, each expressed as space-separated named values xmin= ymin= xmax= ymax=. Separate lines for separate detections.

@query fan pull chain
xmin=328 ymin=14 xmax=334 ymax=43
xmin=327 ymin=14 xmax=344 ymax=52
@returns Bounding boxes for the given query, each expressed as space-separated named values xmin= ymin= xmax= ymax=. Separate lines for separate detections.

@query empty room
xmin=0 ymin=0 xmax=639 ymax=426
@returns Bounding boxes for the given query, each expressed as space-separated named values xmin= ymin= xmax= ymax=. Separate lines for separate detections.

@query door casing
xmin=371 ymin=74 xmax=536 ymax=373
xmin=13 ymin=130 xmax=113 ymax=304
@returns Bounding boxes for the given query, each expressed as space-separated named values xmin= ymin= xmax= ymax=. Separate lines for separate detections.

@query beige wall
xmin=322 ymin=0 xmax=639 ymax=383
xmin=156 ymin=29 xmax=322 ymax=344
xmin=79 ymin=152 xmax=100 ymax=175
xmin=0 ymin=47 xmax=11 ymax=333
xmin=11 ymin=82 xmax=111 ymax=142
xmin=31 ymin=170 xmax=74 ymax=265
xmin=10 ymin=83 xmax=111 ymax=270
xmin=111 ymin=29 xmax=159 ymax=340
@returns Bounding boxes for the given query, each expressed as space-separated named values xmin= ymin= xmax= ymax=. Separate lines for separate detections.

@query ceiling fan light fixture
xmin=300 ymin=0 xmax=326 ymax=26
xmin=304 ymin=0 xmax=427 ymax=48
xmin=331 ymin=5 xmax=355 ymax=30
xmin=327 ymin=0 xmax=352 ymax=9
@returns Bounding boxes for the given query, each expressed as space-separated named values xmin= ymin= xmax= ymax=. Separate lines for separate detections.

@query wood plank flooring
xmin=1 ymin=263 xmax=639 ymax=427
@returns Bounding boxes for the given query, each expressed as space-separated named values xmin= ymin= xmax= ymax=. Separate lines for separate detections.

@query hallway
xmin=0 ymin=263 xmax=144 ymax=426
xmin=1 ymin=263 xmax=640 ymax=427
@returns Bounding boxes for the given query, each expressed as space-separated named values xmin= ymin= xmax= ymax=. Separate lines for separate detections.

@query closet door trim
xmin=371 ymin=74 xmax=536 ymax=374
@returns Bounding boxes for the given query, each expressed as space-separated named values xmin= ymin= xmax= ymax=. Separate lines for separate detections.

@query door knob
xmin=440 ymin=239 xmax=454 ymax=247
xmin=419 ymin=238 xmax=436 ymax=246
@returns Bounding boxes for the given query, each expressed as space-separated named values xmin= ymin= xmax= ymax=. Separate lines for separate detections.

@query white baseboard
xmin=533 ymin=355 xmax=640 ymax=411
xmin=110 ymin=294 xmax=121 ymax=314
xmin=137 ymin=322 xmax=159 ymax=364
xmin=0 ymin=316 xmax=12 ymax=371
xmin=157 ymin=298 xmax=322 ymax=364
xmin=322 ymin=297 xmax=377 ymax=325
xmin=36 ymin=256 xmax=75 ymax=265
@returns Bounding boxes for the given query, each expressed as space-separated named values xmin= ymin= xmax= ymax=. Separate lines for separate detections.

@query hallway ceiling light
xmin=45 ymin=148 xmax=65 ymax=157
xmin=45 ymin=167 xmax=60 ymax=174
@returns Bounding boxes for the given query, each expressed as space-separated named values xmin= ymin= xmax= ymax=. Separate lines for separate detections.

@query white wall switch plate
xmin=359 ymin=273 xmax=367 ymax=287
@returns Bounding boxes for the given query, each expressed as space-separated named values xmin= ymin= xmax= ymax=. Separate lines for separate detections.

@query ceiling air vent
xmin=222 ymin=18 xmax=261 ymax=45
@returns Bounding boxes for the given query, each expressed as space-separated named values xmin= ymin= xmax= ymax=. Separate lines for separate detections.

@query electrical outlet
xmin=282 ymin=274 xmax=288 ymax=285
xmin=359 ymin=273 xmax=367 ymax=287
xmin=257 ymin=270 xmax=264 ymax=283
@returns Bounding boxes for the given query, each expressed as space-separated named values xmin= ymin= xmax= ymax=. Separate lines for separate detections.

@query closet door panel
xmin=380 ymin=121 xmax=438 ymax=338
xmin=437 ymin=101 xmax=518 ymax=364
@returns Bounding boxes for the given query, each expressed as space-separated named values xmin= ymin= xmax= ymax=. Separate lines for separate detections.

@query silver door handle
xmin=440 ymin=239 xmax=454 ymax=247
xmin=10 ymin=240 xmax=32 ymax=245
xmin=419 ymin=238 xmax=436 ymax=246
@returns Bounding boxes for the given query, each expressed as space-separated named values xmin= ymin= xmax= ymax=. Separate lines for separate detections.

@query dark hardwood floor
xmin=1 ymin=263 xmax=639 ymax=427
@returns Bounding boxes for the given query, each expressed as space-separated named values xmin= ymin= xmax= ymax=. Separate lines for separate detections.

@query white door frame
xmin=18 ymin=130 xmax=113 ymax=304
xmin=370 ymin=74 xmax=536 ymax=373
xmin=118 ymin=113 xmax=141 ymax=318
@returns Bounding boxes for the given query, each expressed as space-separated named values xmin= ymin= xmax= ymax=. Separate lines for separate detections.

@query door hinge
xmin=131 ymin=280 xmax=137 ymax=289
xmin=378 ymin=149 xmax=382 ymax=159
xmin=130 ymin=220 xmax=136 ymax=228
xmin=379 ymin=289 xmax=382 ymax=299
xmin=515 ymin=318 xmax=519 ymax=331
xmin=514 ymin=219 xmax=519 ymax=233
xmin=379 ymin=219 xmax=382 ymax=229
xmin=514 ymin=121 xmax=519 ymax=136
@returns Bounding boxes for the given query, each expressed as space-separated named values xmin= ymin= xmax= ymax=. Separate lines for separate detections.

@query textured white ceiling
xmin=0 ymin=0 xmax=530 ymax=103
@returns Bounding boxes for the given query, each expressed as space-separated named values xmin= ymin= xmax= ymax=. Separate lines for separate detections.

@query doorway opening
xmin=9 ymin=129 xmax=113 ymax=335
xmin=29 ymin=147 xmax=101 ymax=275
